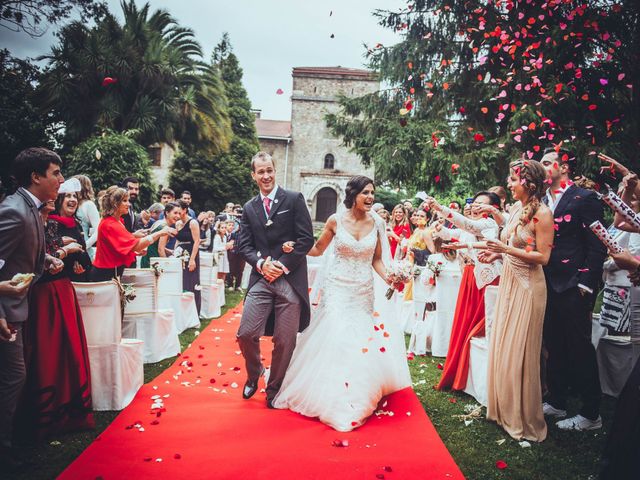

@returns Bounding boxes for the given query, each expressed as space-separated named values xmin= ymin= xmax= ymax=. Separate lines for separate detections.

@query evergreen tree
xmin=169 ymin=33 xmax=259 ymax=212
xmin=327 ymin=0 xmax=639 ymax=194
xmin=0 ymin=50 xmax=53 ymax=195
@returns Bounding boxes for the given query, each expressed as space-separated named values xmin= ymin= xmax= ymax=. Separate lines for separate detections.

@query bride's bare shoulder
xmin=325 ymin=214 xmax=338 ymax=232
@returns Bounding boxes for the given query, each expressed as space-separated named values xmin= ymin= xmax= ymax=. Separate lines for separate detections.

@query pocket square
xmin=277 ymin=209 xmax=290 ymax=215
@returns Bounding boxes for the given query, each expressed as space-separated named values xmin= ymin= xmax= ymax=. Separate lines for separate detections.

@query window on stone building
xmin=323 ymin=153 xmax=335 ymax=170
xmin=148 ymin=146 xmax=162 ymax=167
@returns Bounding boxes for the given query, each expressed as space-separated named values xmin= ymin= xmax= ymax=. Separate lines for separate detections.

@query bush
xmin=65 ymin=131 xmax=155 ymax=208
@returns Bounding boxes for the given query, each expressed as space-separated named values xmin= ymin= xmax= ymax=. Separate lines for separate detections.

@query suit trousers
xmin=226 ymin=251 xmax=245 ymax=289
xmin=237 ymin=277 xmax=300 ymax=401
xmin=543 ymin=286 xmax=601 ymax=419
xmin=0 ymin=324 xmax=26 ymax=447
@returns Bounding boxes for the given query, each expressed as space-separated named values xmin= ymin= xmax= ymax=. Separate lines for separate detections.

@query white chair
xmin=200 ymin=252 xmax=218 ymax=286
xmin=74 ymin=281 xmax=122 ymax=345
xmin=200 ymin=283 xmax=221 ymax=319
xmin=73 ymin=281 xmax=144 ymax=411
xmin=431 ymin=267 xmax=462 ymax=357
xmin=150 ymin=257 xmax=183 ymax=295
xmin=241 ymin=263 xmax=252 ymax=290
xmin=217 ymin=278 xmax=226 ymax=306
xmin=463 ymin=337 xmax=488 ymax=406
xmin=158 ymin=292 xmax=200 ymax=333
xmin=121 ymin=268 xmax=181 ymax=363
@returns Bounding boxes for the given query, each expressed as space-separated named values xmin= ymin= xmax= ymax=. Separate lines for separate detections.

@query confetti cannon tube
xmin=589 ymin=221 xmax=624 ymax=253
xmin=600 ymin=189 xmax=640 ymax=231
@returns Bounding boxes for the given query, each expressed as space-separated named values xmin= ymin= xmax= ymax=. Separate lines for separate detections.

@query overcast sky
xmin=1 ymin=0 xmax=404 ymax=120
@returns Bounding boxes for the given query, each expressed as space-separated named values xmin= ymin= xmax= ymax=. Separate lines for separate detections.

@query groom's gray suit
xmin=237 ymin=186 xmax=314 ymax=402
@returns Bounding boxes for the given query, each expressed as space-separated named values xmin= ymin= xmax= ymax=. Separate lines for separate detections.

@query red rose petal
xmin=437 ymin=363 xmax=443 ymax=370
xmin=379 ymin=347 xmax=386 ymax=353
xmin=174 ymin=453 xmax=182 ymax=460
xmin=496 ymin=460 xmax=508 ymax=470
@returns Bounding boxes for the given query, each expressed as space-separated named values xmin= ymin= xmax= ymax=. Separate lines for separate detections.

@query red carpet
xmin=60 ymin=306 xmax=464 ymax=479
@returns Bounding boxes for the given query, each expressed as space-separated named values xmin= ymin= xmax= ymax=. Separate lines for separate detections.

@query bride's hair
xmin=344 ymin=175 xmax=374 ymax=208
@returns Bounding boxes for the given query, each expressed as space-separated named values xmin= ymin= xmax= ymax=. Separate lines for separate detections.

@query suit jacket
xmin=123 ymin=205 xmax=136 ymax=232
xmin=543 ymin=184 xmax=607 ymax=293
xmin=0 ymin=188 xmax=46 ymax=323
xmin=238 ymin=187 xmax=314 ymax=335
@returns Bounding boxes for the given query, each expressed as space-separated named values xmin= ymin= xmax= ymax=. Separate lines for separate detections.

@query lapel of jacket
xmin=251 ymin=194 xmax=267 ymax=229
xmin=553 ymin=184 xmax=576 ymax=218
xmin=266 ymin=187 xmax=287 ymax=222
xmin=18 ymin=188 xmax=45 ymax=264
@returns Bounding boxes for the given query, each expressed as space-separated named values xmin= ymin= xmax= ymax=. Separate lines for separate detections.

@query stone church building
xmin=254 ymin=66 xmax=378 ymax=222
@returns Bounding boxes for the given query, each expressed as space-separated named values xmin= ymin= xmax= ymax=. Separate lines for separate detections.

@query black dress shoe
xmin=266 ymin=399 xmax=275 ymax=409
xmin=242 ymin=366 xmax=265 ymax=399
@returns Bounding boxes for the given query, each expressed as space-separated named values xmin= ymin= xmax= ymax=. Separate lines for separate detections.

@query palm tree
xmin=38 ymin=0 xmax=231 ymax=154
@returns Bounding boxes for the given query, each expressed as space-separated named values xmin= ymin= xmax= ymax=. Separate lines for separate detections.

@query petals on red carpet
xmin=60 ymin=306 xmax=464 ymax=479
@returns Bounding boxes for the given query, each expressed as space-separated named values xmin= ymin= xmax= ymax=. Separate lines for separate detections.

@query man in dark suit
xmin=541 ymin=147 xmax=607 ymax=431
xmin=236 ymin=152 xmax=314 ymax=408
xmin=0 ymin=148 xmax=64 ymax=470
xmin=120 ymin=176 xmax=140 ymax=233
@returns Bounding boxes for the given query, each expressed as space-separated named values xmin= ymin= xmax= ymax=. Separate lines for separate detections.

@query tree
xmin=169 ymin=34 xmax=259 ymax=212
xmin=37 ymin=0 xmax=232 ymax=154
xmin=0 ymin=49 xmax=53 ymax=195
xmin=65 ymin=130 xmax=155 ymax=207
xmin=0 ymin=0 xmax=105 ymax=37
xmin=327 ymin=0 xmax=639 ymax=193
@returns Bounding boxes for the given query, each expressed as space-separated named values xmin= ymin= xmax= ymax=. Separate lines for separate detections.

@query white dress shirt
xmin=260 ymin=185 xmax=279 ymax=218
xmin=23 ymin=188 xmax=43 ymax=210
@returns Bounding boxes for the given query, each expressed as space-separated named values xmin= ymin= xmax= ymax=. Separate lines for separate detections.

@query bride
xmin=272 ymin=176 xmax=412 ymax=431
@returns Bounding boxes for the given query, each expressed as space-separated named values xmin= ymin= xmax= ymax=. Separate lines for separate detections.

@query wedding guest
xmin=226 ymin=220 xmax=245 ymax=291
xmin=0 ymin=147 xmax=64 ymax=471
xmin=180 ymin=191 xmax=196 ymax=219
xmin=134 ymin=202 xmax=163 ymax=230
xmin=51 ymin=188 xmax=92 ymax=282
xmin=403 ymin=199 xmax=415 ymax=215
xmin=91 ymin=186 xmax=174 ymax=281
xmin=482 ymin=159 xmax=554 ymax=442
xmin=378 ymin=209 xmax=390 ymax=223
xmin=428 ymin=191 xmax=502 ymax=392
xmin=173 ymin=200 xmax=201 ymax=312
xmin=140 ymin=203 xmax=180 ymax=268
xmin=489 ymin=186 xmax=509 ymax=213
xmin=159 ymin=188 xmax=175 ymax=206
xmin=213 ymin=222 xmax=232 ymax=284
xmin=120 ymin=177 xmax=140 ymax=233
xmin=540 ymin=147 xmax=606 ymax=431
xmin=600 ymin=224 xmax=639 ymax=335
xmin=158 ymin=202 xmax=182 ymax=258
xmin=198 ymin=212 xmax=213 ymax=252
xmin=25 ymin=198 xmax=94 ymax=440
xmin=73 ymin=174 xmax=100 ymax=260
xmin=387 ymin=204 xmax=411 ymax=260
xmin=216 ymin=202 xmax=236 ymax=224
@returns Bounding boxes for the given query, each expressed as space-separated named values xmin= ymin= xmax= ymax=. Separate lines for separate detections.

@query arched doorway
xmin=315 ymin=187 xmax=337 ymax=222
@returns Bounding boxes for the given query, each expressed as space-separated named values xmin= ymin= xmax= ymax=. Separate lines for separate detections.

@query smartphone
xmin=465 ymin=198 xmax=473 ymax=204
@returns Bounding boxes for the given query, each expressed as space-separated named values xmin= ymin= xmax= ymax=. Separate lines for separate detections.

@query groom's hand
xmin=262 ymin=257 xmax=284 ymax=283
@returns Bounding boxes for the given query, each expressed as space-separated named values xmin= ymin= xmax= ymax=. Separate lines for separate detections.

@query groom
xmin=236 ymin=151 xmax=314 ymax=407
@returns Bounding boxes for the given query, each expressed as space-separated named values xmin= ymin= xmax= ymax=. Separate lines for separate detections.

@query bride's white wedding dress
xmin=272 ymin=212 xmax=412 ymax=432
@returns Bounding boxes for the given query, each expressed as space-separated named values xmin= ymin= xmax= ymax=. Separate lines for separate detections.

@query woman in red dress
xmin=387 ymin=204 xmax=411 ymax=260
xmin=426 ymin=192 xmax=503 ymax=391
xmin=25 ymin=195 xmax=94 ymax=440
xmin=90 ymin=186 xmax=174 ymax=281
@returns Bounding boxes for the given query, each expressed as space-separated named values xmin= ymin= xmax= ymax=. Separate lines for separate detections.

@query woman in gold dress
xmin=480 ymin=159 xmax=554 ymax=442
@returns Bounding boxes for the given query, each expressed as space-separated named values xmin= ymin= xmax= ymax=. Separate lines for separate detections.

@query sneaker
xmin=542 ymin=402 xmax=567 ymax=418
xmin=556 ymin=414 xmax=602 ymax=431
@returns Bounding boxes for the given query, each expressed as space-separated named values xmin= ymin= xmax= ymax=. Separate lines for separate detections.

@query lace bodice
xmin=322 ymin=213 xmax=379 ymax=314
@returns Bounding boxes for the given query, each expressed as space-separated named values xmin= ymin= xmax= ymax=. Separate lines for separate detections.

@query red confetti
xmin=101 ymin=77 xmax=117 ymax=87
xmin=496 ymin=460 xmax=508 ymax=470
xmin=276 ymin=88 xmax=284 ymax=95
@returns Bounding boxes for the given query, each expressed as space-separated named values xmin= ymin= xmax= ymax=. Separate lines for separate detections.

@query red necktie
xmin=263 ymin=197 xmax=271 ymax=216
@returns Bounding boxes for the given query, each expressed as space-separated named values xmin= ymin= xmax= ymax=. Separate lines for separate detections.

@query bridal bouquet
xmin=385 ymin=261 xmax=414 ymax=300
xmin=424 ymin=259 xmax=444 ymax=286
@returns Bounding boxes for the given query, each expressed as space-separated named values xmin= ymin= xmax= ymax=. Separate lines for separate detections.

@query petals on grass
xmin=496 ymin=460 xmax=508 ymax=470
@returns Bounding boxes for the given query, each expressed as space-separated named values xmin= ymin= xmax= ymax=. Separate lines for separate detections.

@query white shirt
xmin=260 ymin=185 xmax=279 ymax=218
xmin=23 ymin=188 xmax=43 ymax=210
xmin=545 ymin=183 xmax=569 ymax=213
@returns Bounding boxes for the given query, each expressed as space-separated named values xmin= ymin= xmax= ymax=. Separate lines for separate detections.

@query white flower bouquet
xmin=385 ymin=260 xmax=414 ymax=300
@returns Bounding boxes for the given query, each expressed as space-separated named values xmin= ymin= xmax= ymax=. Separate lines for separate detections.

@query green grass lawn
xmin=9 ymin=290 xmax=615 ymax=480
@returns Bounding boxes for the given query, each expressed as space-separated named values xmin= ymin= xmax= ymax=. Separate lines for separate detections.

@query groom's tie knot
xmin=263 ymin=196 xmax=272 ymax=216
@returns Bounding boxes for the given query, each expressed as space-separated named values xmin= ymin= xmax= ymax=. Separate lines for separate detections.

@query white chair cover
xmin=463 ymin=336 xmax=488 ymax=406
xmin=431 ymin=268 xmax=462 ymax=357
xmin=201 ymin=283 xmax=221 ymax=319
xmin=88 ymin=339 xmax=144 ymax=411
xmin=158 ymin=292 xmax=200 ymax=333
xmin=200 ymin=251 xmax=215 ymax=267
xmin=400 ymin=300 xmax=416 ymax=334
xmin=483 ymin=285 xmax=499 ymax=345
xmin=241 ymin=263 xmax=252 ymax=290
xmin=122 ymin=268 xmax=158 ymax=315
xmin=217 ymin=279 xmax=226 ymax=306
xmin=122 ymin=309 xmax=180 ymax=363
xmin=200 ymin=252 xmax=217 ymax=286
xmin=73 ymin=281 xmax=122 ymax=345
xmin=150 ymin=257 xmax=183 ymax=295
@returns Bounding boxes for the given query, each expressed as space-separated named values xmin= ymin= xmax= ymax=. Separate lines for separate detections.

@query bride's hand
xmin=282 ymin=241 xmax=295 ymax=253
